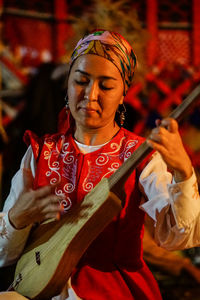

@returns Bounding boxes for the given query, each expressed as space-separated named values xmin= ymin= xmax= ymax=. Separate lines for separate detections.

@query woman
xmin=0 ymin=30 xmax=200 ymax=300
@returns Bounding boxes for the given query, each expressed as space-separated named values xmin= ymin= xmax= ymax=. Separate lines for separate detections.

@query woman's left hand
xmin=147 ymin=118 xmax=193 ymax=182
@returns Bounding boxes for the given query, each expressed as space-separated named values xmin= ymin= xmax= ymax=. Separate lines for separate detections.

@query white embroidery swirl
xmin=124 ymin=140 xmax=138 ymax=160
xmin=82 ymin=137 xmax=139 ymax=191
xmin=55 ymin=187 xmax=72 ymax=211
xmin=44 ymin=135 xmax=76 ymax=200
xmin=96 ymin=138 xmax=126 ymax=166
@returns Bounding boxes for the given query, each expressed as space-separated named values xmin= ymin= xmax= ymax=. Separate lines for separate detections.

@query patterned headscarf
xmin=69 ymin=30 xmax=137 ymax=95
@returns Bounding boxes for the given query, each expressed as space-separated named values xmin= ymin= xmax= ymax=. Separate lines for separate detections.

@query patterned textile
xmin=69 ymin=30 xmax=137 ymax=95
xmin=24 ymin=128 xmax=162 ymax=300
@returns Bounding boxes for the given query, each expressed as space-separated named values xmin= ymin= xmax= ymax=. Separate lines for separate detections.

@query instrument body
xmin=13 ymin=179 xmax=121 ymax=300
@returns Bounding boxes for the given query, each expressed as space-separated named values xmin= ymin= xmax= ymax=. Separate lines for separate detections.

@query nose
xmin=85 ymin=81 xmax=99 ymax=101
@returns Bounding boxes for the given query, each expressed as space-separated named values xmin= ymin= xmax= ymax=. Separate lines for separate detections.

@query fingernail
xmin=61 ymin=203 xmax=65 ymax=212
xmin=56 ymin=212 xmax=60 ymax=221
xmin=146 ymin=139 xmax=153 ymax=147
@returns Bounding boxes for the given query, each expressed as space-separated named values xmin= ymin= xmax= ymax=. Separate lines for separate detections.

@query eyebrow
xmin=75 ymin=69 xmax=117 ymax=80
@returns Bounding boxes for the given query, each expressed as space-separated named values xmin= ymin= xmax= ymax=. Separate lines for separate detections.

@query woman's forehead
xmin=71 ymin=54 xmax=123 ymax=80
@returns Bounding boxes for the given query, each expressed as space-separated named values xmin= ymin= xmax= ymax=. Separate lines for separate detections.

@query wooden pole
xmin=0 ymin=0 xmax=3 ymax=14
xmin=192 ymin=0 xmax=200 ymax=66
xmin=146 ymin=0 xmax=158 ymax=66
xmin=54 ymin=0 xmax=70 ymax=60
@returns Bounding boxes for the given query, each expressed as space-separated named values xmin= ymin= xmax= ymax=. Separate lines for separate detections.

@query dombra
xmin=5 ymin=85 xmax=200 ymax=300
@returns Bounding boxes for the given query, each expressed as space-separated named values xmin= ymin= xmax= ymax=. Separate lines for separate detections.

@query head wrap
xmin=69 ymin=30 xmax=136 ymax=95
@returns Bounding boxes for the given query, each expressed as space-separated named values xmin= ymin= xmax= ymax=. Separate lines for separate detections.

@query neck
xmin=74 ymin=122 xmax=121 ymax=146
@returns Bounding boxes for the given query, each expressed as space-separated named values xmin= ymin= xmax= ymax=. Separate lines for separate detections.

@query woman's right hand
xmin=8 ymin=169 xmax=64 ymax=229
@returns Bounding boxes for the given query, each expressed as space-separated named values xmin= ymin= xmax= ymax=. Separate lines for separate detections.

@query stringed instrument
xmin=5 ymin=84 xmax=200 ymax=300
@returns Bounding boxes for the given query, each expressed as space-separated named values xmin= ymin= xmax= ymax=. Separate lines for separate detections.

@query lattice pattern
xmin=4 ymin=0 xmax=193 ymax=24
xmin=158 ymin=30 xmax=191 ymax=64
xmin=125 ymin=63 xmax=200 ymax=129
xmin=124 ymin=62 xmax=200 ymax=169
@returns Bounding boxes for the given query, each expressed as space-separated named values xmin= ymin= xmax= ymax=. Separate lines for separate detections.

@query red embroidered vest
xmin=24 ymin=128 xmax=161 ymax=300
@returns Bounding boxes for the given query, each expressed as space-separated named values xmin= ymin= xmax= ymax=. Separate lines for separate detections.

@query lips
xmin=83 ymin=108 xmax=96 ymax=112
xmin=79 ymin=106 xmax=99 ymax=114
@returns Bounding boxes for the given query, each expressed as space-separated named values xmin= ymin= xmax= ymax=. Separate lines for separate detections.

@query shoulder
xmin=108 ymin=128 xmax=146 ymax=160
xmin=23 ymin=130 xmax=70 ymax=160
xmin=120 ymin=127 xmax=145 ymax=148
xmin=120 ymin=128 xmax=154 ymax=171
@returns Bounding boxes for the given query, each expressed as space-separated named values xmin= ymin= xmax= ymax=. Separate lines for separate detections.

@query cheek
xmin=102 ymin=97 xmax=122 ymax=116
xmin=107 ymin=90 xmax=124 ymax=109
xmin=68 ymin=90 xmax=78 ymax=114
xmin=68 ymin=90 xmax=75 ymax=104
xmin=68 ymin=82 xmax=76 ymax=99
xmin=68 ymin=84 xmax=82 ymax=105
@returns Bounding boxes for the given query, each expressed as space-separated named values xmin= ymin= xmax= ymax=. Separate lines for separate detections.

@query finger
xmin=56 ymin=212 xmax=61 ymax=221
xmin=149 ymin=127 xmax=168 ymax=143
xmin=43 ymin=202 xmax=65 ymax=221
xmin=151 ymin=126 xmax=168 ymax=135
xmin=38 ymin=195 xmax=64 ymax=211
xmin=37 ymin=201 xmax=63 ymax=221
xmin=149 ymin=133 xmax=161 ymax=143
xmin=160 ymin=118 xmax=178 ymax=133
xmin=146 ymin=138 xmax=156 ymax=149
xmin=34 ymin=184 xmax=55 ymax=198
xmin=155 ymin=119 xmax=161 ymax=127
xmin=146 ymin=138 xmax=167 ymax=155
xmin=38 ymin=212 xmax=60 ymax=223
xmin=44 ymin=202 xmax=61 ymax=214
xmin=23 ymin=168 xmax=34 ymax=191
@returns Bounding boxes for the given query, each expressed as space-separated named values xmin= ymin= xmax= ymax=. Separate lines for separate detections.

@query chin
xmin=83 ymin=122 xmax=101 ymax=129
xmin=79 ymin=116 xmax=100 ymax=128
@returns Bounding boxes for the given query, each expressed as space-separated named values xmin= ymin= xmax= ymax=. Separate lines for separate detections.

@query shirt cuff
xmin=168 ymin=169 xmax=200 ymax=229
xmin=140 ymin=194 xmax=170 ymax=223
xmin=0 ymin=212 xmax=32 ymax=266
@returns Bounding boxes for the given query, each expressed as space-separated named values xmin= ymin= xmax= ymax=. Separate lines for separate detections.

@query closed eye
xmin=99 ymin=82 xmax=113 ymax=91
xmin=101 ymin=85 xmax=113 ymax=90
xmin=75 ymin=80 xmax=88 ymax=85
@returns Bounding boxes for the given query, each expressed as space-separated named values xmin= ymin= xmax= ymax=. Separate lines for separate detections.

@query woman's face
xmin=67 ymin=54 xmax=124 ymax=130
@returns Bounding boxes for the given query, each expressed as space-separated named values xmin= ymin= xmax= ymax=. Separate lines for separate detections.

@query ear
xmin=119 ymin=95 xmax=124 ymax=105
